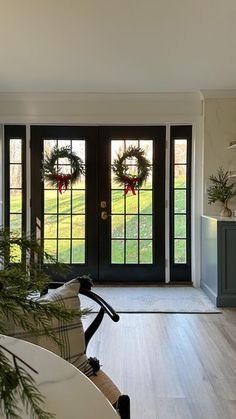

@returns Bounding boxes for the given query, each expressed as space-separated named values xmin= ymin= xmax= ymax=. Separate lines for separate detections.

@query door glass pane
xmin=174 ymin=215 xmax=186 ymax=238
xmin=126 ymin=215 xmax=138 ymax=238
xmin=140 ymin=190 xmax=152 ymax=214
xmin=44 ymin=240 xmax=57 ymax=261
xmin=140 ymin=240 xmax=153 ymax=264
xmin=58 ymin=240 xmax=70 ymax=263
xmin=111 ymin=215 xmax=124 ymax=238
xmin=174 ymin=165 xmax=186 ymax=188
xmin=44 ymin=215 xmax=57 ymax=238
xmin=10 ymin=190 xmax=22 ymax=213
xmin=174 ymin=140 xmax=187 ymax=163
xmin=111 ymin=240 xmax=124 ymax=263
xmin=72 ymin=174 xmax=85 ymax=189
xmin=174 ymin=239 xmax=186 ymax=263
xmin=111 ymin=138 xmax=153 ymax=264
xmin=58 ymin=139 xmax=71 ymax=149
xmin=174 ymin=190 xmax=186 ymax=213
xmin=59 ymin=190 xmax=71 ymax=213
xmin=112 ymin=191 xmax=124 ymax=213
xmin=72 ymin=190 xmax=85 ymax=213
xmin=140 ymin=169 xmax=152 ymax=190
xmin=58 ymin=215 xmax=71 ymax=238
xmin=111 ymin=172 xmax=123 ymax=189
xmin=72 ymin=240 xmax=85 ymax=263
xmin=72 ymin=215 xmax=85 ymax=238
xmin=44 ymin=190 xmax=57 ymax=213
xmin=10 ymin=214 xmax=22 ymax=234
xmin=44 ymin=140 xmax=57 ymax=157
xmin=72 ymin=140 xmax=85 ymax=162
xmin=10 ymin=165 xmax=22 ymax=188
xmin=126 ymin=194 xmax=138 ymax=214
xmin=111 ymin=140 xmax=124 ymax=161
xmin=10 ymin=243 xmax=21 ymax=263
xmin=10 ymin=139 xmax=22 ymax=163
xmin=43 ymin=139 xmax=86 ymax=264
xmin=126 ymin=139 xmax=138 ymax=149
xmin=139 ymin=140 xmax=153 ymax=160
xmin=140 ymin=215 xmax=152 ymax=239
xmin=126 ymin=240 xmax=138 ymax=263
xmin=57 ymin=164 xmax=72 ymax=176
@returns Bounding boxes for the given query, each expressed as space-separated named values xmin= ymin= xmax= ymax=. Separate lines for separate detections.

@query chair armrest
xmin=79 ymin=288 xmax=119 ymax=349
xmin=40 ymin=281 xmax=120 ymax=349
xmin=41 ymin=282 xmax=119 ymax=322
xmin=80 ymin=288 xmax=119 ymax=323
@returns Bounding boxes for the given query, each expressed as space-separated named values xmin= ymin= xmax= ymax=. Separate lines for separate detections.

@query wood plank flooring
xmin=83 ymin=309 xmax=236 ymax=419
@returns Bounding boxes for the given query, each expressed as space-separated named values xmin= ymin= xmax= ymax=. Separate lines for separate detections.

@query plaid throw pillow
xmin=7 ymin=278 xmax=93 ymax=377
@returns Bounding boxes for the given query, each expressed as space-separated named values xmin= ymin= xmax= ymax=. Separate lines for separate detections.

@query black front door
xmin=31 ymin=126 xmax=99 ymax=279
xmin=98 ymin=126 xmax=166 ymax=281
xmin=30 ymin=125 xmax=166 ymax=282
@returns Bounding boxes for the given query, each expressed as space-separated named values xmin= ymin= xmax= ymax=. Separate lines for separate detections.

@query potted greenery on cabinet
xmin=207 ymin=166 xmax=236 ymax=217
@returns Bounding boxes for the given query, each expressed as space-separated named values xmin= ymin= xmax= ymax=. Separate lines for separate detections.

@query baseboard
xmin=201 ymin=281 xmax=217 ymax=305
xmin=217 ymin=295 xmax=236 ymax=307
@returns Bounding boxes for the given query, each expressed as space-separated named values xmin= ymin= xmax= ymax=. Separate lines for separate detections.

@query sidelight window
xmin=4 ymin=126 xmax=26 ymax=262
xmin=170 ymin=126 xmax=192 ymax=281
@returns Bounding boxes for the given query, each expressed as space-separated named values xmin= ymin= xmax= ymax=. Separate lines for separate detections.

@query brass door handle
xmin=101 ymin=211 xmax=108 ymax=220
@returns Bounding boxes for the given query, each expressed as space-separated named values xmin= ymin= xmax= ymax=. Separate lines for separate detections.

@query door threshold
xmin=94 ymin=281 xmax=193 ymax=287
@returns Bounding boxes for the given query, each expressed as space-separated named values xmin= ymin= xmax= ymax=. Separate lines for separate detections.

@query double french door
xmin=4 ymin=124 xmax=192 ymax=283
xmin=30 ymin=126 xmax=166 ymax=282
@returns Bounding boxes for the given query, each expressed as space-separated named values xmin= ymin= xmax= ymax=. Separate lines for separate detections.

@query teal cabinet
xmin=201 ymin=215 xmax=236 ymax=307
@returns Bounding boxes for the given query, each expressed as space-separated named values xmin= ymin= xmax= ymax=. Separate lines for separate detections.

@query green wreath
xmin=112 ymin=145 xmax=151 ymax=195
xmin=42 ymin=146 xmax=85 ymax=193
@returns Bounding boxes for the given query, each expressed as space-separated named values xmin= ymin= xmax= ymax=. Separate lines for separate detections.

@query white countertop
xmin=0 ymin=335 xmax=119 ymax=419
xmin=202 ymin=215 xmax=236 ymax=222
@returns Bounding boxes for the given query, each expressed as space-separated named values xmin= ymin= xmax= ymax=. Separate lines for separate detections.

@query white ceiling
xmin=0 ymin=0 xmax=236 ymax=93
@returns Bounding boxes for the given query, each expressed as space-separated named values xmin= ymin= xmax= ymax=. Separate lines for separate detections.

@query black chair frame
xmin=43 ymin=281 xmax=130 ymax=419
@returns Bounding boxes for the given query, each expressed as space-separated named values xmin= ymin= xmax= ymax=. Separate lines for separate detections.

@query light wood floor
xmin=83 ymin=309 xmax=236 ymax=419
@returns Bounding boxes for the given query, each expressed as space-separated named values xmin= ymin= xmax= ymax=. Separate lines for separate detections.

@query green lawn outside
xmin=10 ymin=177 xmax=187 ymax=264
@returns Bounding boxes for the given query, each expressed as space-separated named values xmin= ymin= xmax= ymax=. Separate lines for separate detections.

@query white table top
xmin=0 ymin=335 xmax=119 ymax=419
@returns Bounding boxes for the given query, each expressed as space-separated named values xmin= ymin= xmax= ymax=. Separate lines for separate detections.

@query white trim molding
xmin=200 ymin=90 xmax=236 ymax=99
xmin=0 ymin=92 xmax=203 ymax=124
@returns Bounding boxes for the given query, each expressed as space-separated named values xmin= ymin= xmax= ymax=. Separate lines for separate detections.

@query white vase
xmin=220 ymin=204 xmax=232 ymax=217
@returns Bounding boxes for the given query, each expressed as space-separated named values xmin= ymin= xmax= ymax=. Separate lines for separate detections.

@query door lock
xmin=100 ymin=201 xmax=107 ymax=208
xmin=101 ymin=211 xmax=108 ymax=220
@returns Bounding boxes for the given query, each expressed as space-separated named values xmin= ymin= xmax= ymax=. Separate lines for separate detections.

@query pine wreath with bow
xmin=42 ymin=146 xmax=85 ymax=193
xmin=112 ymin=145 xmax=151 ymax=195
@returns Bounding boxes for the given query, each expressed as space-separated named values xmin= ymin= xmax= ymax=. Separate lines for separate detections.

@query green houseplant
xmin=0 ymin=228 xmax=86 ymax=419
xmin=207 ymin=166 xmax=236 ymax=217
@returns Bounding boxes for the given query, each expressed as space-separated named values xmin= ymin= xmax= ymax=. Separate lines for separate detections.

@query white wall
xmin=203 ymin=95 xmax=236 ymax=215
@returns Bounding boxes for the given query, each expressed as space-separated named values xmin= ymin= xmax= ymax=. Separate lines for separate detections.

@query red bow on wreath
xmin=122 ymin=175 xmax=140 ymax=195
xmin=54 ymin=174 xmax=71 ymax=194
